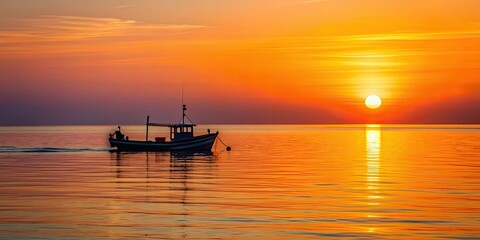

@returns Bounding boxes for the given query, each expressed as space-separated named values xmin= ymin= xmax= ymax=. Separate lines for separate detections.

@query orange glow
xmin=0 ymin=0 xmax=479 ymax=124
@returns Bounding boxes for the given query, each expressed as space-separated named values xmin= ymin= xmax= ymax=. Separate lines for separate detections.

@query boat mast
xmin=146 ymin=115 xmax=149 ymax=142
xmin=182 ymin=105 xmax=186 ymax=125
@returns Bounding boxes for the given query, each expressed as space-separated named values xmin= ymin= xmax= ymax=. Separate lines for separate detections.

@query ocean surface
xmin=0 ymin=125 xmax=479 ymax=239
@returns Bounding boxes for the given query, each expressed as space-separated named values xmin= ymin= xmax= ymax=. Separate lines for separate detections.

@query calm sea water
xmin=0 ymin=125 xmax=479 ymax=239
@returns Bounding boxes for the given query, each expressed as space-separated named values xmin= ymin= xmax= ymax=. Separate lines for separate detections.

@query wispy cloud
xmin=340 ymin=30 xmax=480 ymax=42
xmin=293 ymin=0 xmax=329 ymax=4
xmin=113 ymin=5 xmax=134 ymax=10
xmin=0 ymin=15 xmax=208 ymax=45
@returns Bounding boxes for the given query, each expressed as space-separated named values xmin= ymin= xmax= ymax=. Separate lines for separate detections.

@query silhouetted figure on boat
xmin=110 ymin=126 xmax=125 ymax=140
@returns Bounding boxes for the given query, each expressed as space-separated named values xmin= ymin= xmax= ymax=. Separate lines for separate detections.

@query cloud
xmin=293 ymin=0 xmax=329 ymax=4
xmin=0 ymin=15 xmax=208 ymax=45
xmin=256 ymin=29 xmax=480 ymax=56
xmin=113 ymin=5 xmax=134 ymax=10
xmin=340 ymin=30 xmax=480 ymax=42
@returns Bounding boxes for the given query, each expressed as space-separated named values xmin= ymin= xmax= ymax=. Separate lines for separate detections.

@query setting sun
xmin=365 ymin=95 xmax=382 ymax=110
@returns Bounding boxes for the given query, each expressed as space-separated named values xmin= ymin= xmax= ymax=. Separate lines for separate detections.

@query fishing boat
xmin=109 ymin=105 xmax=219 ymax=152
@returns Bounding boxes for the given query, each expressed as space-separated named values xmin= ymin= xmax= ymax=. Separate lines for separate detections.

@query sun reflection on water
xmin=365 ymin=124 xmax=382 ymax=232
xmin=366 ymin=124 xmax=381 ymax=189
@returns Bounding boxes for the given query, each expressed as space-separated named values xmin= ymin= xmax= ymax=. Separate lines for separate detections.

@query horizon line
xmin=1 ymin=122 xmax=479 ymax=127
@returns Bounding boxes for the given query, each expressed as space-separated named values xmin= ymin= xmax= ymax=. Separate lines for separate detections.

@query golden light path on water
xmin=366 ymin=125 xmax=381 ymax=233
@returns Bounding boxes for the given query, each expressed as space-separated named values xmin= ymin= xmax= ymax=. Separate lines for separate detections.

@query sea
xmin=0 ymin=125 xmax=479 ymax=239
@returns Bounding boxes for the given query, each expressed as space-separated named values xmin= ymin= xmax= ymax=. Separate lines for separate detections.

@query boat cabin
xmin=169 ymin=123 xmax=196 ymax=141
xmin=145 ymin=104 xmax=198 ymax=142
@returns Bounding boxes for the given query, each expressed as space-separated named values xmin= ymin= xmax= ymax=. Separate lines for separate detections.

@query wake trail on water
xmin=0 ymin=146 xmax=113 ymax=153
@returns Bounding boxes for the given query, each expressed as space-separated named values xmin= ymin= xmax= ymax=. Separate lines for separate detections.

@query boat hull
xmin=109 ymin=133 xmax=218 ymax=152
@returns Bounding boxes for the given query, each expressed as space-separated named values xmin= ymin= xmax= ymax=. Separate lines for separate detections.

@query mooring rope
xmin=217 ymin=136 xmax=231 ymax=151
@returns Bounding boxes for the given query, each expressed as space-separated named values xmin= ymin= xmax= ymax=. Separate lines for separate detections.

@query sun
xmin=365 ymin=95 xmax=382 ymax=109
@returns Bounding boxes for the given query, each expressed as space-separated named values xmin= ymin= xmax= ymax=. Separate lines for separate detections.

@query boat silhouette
xmin=109 ymin=105 xmax=218 ymax=152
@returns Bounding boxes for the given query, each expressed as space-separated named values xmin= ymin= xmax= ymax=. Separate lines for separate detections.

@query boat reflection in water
xmin=108 ymin=150 xmax=218 ymax=238
xmin=170 ymin=150 xmax=214 ymax=158
xmin=110 ymin=150 xmax=217 ymax=179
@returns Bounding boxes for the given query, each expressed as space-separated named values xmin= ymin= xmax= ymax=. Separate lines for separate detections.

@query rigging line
xmin=185 ymin=114 xmax=195 ymax=125
xmin=178 ymin=114 xmax=194 ymax=125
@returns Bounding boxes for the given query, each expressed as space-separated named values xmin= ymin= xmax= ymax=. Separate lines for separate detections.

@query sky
xmin=0 ymin=0 xmax=479 ymax=125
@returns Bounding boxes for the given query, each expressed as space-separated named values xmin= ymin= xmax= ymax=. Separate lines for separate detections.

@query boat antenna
xmin=179 ymin=84 xmax=194 ymax=125
xmin=182 ymin=104 xmax=186 ymax=125
xmin=182 ymin=84 xmax=185 ymax=124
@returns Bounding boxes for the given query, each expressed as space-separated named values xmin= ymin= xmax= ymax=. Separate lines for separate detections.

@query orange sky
xmin=1 ymin=0 xmax=479 ymax=124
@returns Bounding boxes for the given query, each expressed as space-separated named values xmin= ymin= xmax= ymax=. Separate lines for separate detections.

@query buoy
xmin=226 ymin=146 xmax=231 ymax=151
